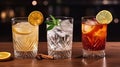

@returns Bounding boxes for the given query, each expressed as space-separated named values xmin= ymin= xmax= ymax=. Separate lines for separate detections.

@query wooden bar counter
xmin=0 ymin=42 xmax=120 ymax=67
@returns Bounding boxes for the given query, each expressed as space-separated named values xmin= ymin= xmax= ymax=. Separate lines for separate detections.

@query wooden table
xmin=0 ymin=42 xmax=120 ymax=67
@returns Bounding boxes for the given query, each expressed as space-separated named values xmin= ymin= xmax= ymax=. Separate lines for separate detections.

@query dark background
xmin=0 ymin=0 xmax=120 ymax=42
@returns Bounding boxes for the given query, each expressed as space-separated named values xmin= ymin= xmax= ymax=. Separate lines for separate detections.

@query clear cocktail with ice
xmin=46 ymin=16 xmax=73 ymax=59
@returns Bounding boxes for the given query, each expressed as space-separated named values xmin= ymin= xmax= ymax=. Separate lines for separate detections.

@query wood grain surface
xmin=0 ymin=42 xmax=120 ymax=67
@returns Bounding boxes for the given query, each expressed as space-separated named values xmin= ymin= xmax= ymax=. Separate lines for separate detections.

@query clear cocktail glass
xmin=46 ymin=16 xmax=73 ymax=59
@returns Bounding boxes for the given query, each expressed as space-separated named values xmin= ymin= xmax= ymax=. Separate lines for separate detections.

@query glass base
xmin=48 ymin=49 xmax=72 ymax=59
xmin=82 ymin=49 xmax=105 ymax=58
xmin=14 ymin=51 xmax=37 ymax=59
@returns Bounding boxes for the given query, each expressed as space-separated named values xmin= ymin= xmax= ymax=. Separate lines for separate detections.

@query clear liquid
xmin=48 ymin=29 xmax=72 ymax=59
xmin=47 ymin=19 xmax=73 ymax=59
xmin=47 ymin=30 xmax=72 ymax=59
xmin=48 ymin=49 xmax=71 ymax=59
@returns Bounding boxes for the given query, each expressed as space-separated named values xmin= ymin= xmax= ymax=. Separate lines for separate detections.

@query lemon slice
xmin=96 ymin=10 xmax=113 ymax=24
xmin=28 ymin=11 xmax=44 ymax=26
xmin=0 ymin=52 xmax=11 ymax=60
xmin=12 ymin=22 xmax=34 ymax=35
xmin=12 ymin=27 xmax=32 ymax=35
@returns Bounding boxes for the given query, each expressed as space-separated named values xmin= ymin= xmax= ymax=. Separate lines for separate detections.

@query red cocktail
xmin=82 ymin=16 xmax=107 ymax=57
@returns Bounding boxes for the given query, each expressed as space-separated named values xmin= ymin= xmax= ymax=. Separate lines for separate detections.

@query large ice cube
xmin=60 ymin=20 xmax=73 ymax=32
xmin=85 ymin=19 xmax=98 ymax=25
xmin=54 ymin=26 xmax=67 ymax=37
xmin=47 ymin=28 xmax=55 ymax=37
xmin=47 ymin=25 xmax=66 ymax=37
xmin=14 ymin=22 xmax=35 ymax=30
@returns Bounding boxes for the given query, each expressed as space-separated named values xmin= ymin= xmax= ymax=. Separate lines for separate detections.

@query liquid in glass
xmin=47 ymin=17 xmax=73 ymax=59
xmin=82 ymin=16 xmax=107 ymax=57
xmin=12 ymin=17 xmax=39 ymax=59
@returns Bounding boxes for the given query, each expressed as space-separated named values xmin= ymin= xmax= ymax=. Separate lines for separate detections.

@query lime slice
xmin=0 ymin=52 xmax=11 ymax=60
xmin=28 ymin=11 xmax=44 ymax=26
xmin=96 ymin=10 xmax=113 ymax=24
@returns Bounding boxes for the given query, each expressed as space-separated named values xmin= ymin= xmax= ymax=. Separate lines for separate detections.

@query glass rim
xmin=11 ymin=17 xmax=28 ymax=21
xmin=46 ymin=16 xmax=73 ymax=20
xmin=81 ymin=16 xmax=95 ymax=20
xmin=81 ymin=16 xmax=108 ymax=25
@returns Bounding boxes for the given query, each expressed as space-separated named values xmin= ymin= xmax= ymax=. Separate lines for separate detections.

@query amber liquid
xmin=82 ymin=22 xmax=107 ymax=51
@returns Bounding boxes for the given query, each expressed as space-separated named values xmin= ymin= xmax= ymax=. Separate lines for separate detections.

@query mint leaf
xmin=56 ymin=19 xmax=60 ymax=26
xmin=46 ymin=21 xmax=54 ymax=25
xmin=50 ymin=15 xmax=56 ymax=24
xmin=46 ymin=15 xmax=60 ymax=31
xmin=47 ymin=25 xmax=55 ymax=30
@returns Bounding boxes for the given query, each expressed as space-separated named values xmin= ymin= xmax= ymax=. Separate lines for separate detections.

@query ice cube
xmin=47 ymin=29 xmax=55 ymax=37
xmin=54 ymin=27 xmax=67 ymax=37
xmin=47 ymin=26 xmax=66 ymax=37
xmin=13 ymin=22 xmax=35 ymax=34
xmin=60 ymin=19 xmax=73 ymax=32
xmin=14 ymin=22 xmax=34 ymax=29
xmin=85 ymin=19 xmax=98 ymax=25
xmin=82 ymin=23 xmax=95 ymax=34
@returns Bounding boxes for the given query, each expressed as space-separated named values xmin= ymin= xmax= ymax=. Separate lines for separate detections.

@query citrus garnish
xmin=82 ymin=24 xmax=95 ymax=34
xmin=12 ymin=22 xmax=34 ymax=35
xmin=28 ymin=11 xmax=44 ymax=26
xmin=96 ymin=10 xmax=113 ymax=24
xmin=95 ymin=25 xmax=107 ymax=39
xmin=12 ymin=26 xmax=32 ymax=35
xmin=0 ymin=52 xmax=11 ymax=61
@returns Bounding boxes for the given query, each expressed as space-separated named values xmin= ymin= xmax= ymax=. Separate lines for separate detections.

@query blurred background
xmin=0 ymin=0 xmax=120 ymax=42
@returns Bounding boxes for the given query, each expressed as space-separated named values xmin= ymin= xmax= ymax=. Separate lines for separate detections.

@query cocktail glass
xmin=46 ymin=16 xmax=73 ymax=59
xmin=12 ymin=17 xmax=39 ymax=59
xmin=81 ymin=16 xmax=107 ymax=58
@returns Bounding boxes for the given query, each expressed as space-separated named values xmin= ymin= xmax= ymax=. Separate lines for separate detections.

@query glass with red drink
xmin=82 ymin=16 xmax=107 ymax=58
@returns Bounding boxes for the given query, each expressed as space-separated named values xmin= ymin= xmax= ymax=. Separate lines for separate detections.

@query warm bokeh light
xmin=114 ymin=18 xmax=119 ymax=23
xmin=32 ymin=0 xmax=37 ymax=6
xmin=9 ymin=9 xmax=15 ymax=17
xmin=1 ymin=11 xmax=7 ymax=19
xmin=102 ymin=0 xmax=109 ymax=5
xmin=43 ymin=1 xmax=48 ymax=6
